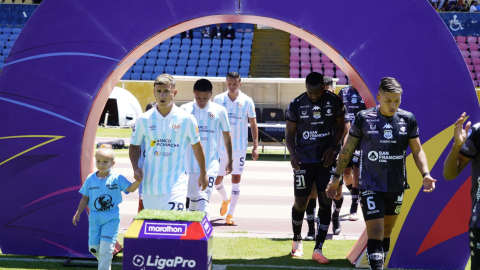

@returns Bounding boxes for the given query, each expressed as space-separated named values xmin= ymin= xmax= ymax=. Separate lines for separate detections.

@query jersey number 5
xmin=296 ymin=175 xmax=305 ymax=187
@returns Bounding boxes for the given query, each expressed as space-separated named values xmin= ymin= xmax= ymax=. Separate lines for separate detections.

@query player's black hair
xmin=145 ymin=102 xmax=156 ymax=111
xmin=193 ymin=79 xmax=213 ymax=92
xmin=226 ymin=72 xmax=241 ymax=82
xmin=378 ymin=77 xmax=403 ymax=94
xmin=323 ymin=76 xmax=334 ymax=87
xmin=305 ymin=72 xmax=324 ymax=87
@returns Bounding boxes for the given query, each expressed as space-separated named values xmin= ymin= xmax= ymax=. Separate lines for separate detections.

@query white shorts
xmin=217 ymin=149 xmax=247 ymax=176
xmin=143 ymin=190 xmax=187 ymax=211
xmin=187 ymin=173 xmax=217 ymax=198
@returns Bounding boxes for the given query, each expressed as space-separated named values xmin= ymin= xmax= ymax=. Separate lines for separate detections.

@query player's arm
xmin=322 ymin=114 xmax=345 ymax=167
xmin=444 ymin=112 xmax=472 ymax=180
xmin=343 ymin=121 xmax=351 ymax=144
xmin=286 ymin=120 xmax=300 ymax=170
xmin=409 ymin=137 xmax=437 ymax=192
xmin=249 ymin=117 xmax=259 ymax=161
xmin=72 ymin=195 xmax=89 ymax=226
xmin=192 ymin=142 xmax=208 ymax=191
xmin=129 ymin=144 xmax=143 ymax=181
xmin=326 ymin=136 xmax=359 ymax=198
xmin=222 ymin=131 xmax=234 ymax=175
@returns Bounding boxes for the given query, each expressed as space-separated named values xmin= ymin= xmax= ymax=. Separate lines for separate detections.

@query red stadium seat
xmin=336 ymin=69 xmax=346 ymax=77
xmin=301 ymin=62 xmax=311 ymax=69
xmin=320 ymin=55 xmax=331 ymax=63
xmin=311 ymin=54 xmax=321 ymax=62
xmin=290 ymin=40 xmax=300 ymax=47
xmin=473 ymin=80 xmax=480 ymax=87
xmin=458 ymin=43 xmax=468 ymax=51
xmin=472 ymin=51 xmax=480 ymax=58
xmin=461 ymin=50 xmax=470 ymax=57
xmin=301 ymin=69 xmax=311 ymax=78
xmin=300 ymin=39 xmax=310 ymax=48
xmin=457 ymin=36 xmax=467 ymax=44
xmin=323 ymin=62 xmax=334 ymax=69
xmin=312 ymin=68 xmax=322 ymax=73
xmin=475 ymin=65 xmax=480 ymax=71
xmin=312 ymin=62 xmax=322 ymax=69
xmin=289 ymin=69 xmax=300 ymax=78
xmin=468 ymin=36 xmax=478 ymax=44
xmin=468 ymin=65 xmax=475 ymax=72
xmin=471 ymin=44 xmax=479 ymax=51
xmin=337 ymin=77 xmax=347 ymax=84
xmin=290 ymin=54 xmax=300 ymax=62
xmin=311 ymin=47 xmax=321 ymax=54
xmin=300 ymin=55 xmax=310 ymax=62
xmin=290 ymin=61 xmax=300 ymax=69
xmin=473 ymin=58 xmax=480 ymax=65
xmin=324 ymin=69 xmax=334 ymax=77
xmin=290 ymin=34 xmax=299 ymax=40
xmin=290 ymin=47 xmax=299 ymax=54
xmin=471 ymin=72 xmax=476 ymax=80
xmin=300 ymin=47 xmax=310 ymax=54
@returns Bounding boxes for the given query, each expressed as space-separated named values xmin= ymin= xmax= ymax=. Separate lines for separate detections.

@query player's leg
xmin=360 ymin=191 xmax=387 ymax=270
xmin=215 ymin=150 xmax=230 ymax=215
xmin=225 ymin=150 xmax=247 ymax=225
xmin=305 ymin=184 xmax=317 ymax=241
xmin=187 ymin=173 xmax=200 ymax=211
xmin=350 ymin=165 xmax=360 ymax=221
xmin=291 ymin=163 xmax=315 ymax=257
xmin=197 ymin=174 xmax=216 ymax=220
xmin=88 ymin=212 xmax=101 ymax=259
xmin=470 ymin=228 xmax=480 ymax=270
xmin=98 ymin=215 xmax=120 ymax=270
xmin=382 ymin=191 xmax=404 ymax=262
xmin=331 ymin=180 xmax=344 ymax=235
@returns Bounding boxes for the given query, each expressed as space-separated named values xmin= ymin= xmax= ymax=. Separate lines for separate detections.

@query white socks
xmin=98 ymin=241 xmax=115 ymax=270
xmin=227 ymin=183 xmax=241 ymax=216
xmin=215 ymin=181 xmax=229 ymax=201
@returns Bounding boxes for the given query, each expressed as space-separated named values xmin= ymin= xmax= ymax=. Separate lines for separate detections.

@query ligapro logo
xmin=132 ymin=255 xmax=196 ymax=269
xmin=144 ymin=223 xmax=187 ymax=236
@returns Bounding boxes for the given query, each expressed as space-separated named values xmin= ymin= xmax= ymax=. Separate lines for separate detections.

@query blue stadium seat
xmin=156 ymin=59 xmax=166 ymax=67
xmin=242 ymin=40 xmax=253 ymax=48
xmin=186 ymin=67 xmax=196 ymax=76
xmin=168 ymin=52 xmax=179 ymax=60
xmin=244 ymin=33 xmax=253 ymax=40
xmin=134 ymin=59 xmax=146 ymax=67
xmin=144 ymin=66 xmax=154 ymax=73
xmin=121 ymin=73 xmax=130 ymax=80
xmin=231 ymin=46 xmax=241 ymax=54
xmin=154 ymin=66 xmax=164 ymax=74
xmin=138 ymin=54 xmax=148 ymax=60
xmin=173 ymin=34 xmax=182 ymax=39
xmin=141 ymin=73 xmax=153 ymax=80
xmin=167 ymin=59 xmax=177 ymax=66
xmin=199 ymin=53 xmax=209 ymax=61
xmin=158 ymin=52 xmax=168 ymax=60
xmin=193 ymin=32 xmax=202 ymax=39
xmin=207 ymin=67 xmax=217 ymax=77
xmin=222 ymin=39 xmax=232 ymax=47
xmin=210 ymin=52 xmax=220 ymax=60
xmin=131 ymin=73 xmax=141 ymax=80
xmin=160 ymin=44 xmax=170 ymax=52
xmin=4 ymin=41 xmax=14 ymax=49
xmin=147 ymin=51 xmax=157 ymax=59
xmin=187 ymin=59 xmax=198 ymax=67
xmin=200 ymin=45 xmax=210 ymax=53
xmin=198 ymin=59 xmax=208 ymax=68
xmin=190 ymin=46 xmax=200 ymax=53
xmin=161 ymin=38 xmax=172 ymax=45
xmin=2 ymin=28 xmax=12 ymax=35
xmin=170 ymin=45 xmax=180 ymax=53
xmin=240 ymin=60 xmax=250 ymax=68
xmin=241 ymin=54 xmax=251 ymax=61
xmin=211 ymin=46 xmax=220 ymax=54
xmin=180 ymin=44 xmax=190 ymax=53
xmin=196 ymin=67 xmax=207 ymax=76
xmin=217 ymin=67 xmax=228 ymax=77
xmin=145 ymin=59 xmax=156 ymax=66
xmin=229 ymin=60 xmax=240 ymax=69
xmin=220 ymin=53 xmax=230 ymax=61
xmin=221 ymin=47 xmax=231 ymax=53
xmin=182 ymin=39 xmax=192 ymax=46
xmin=151 ymin=44 xmax=161 ymax=52
xmin=189 ymin=52 xmax=199 ymax=60
xmin=8 ymin=35 xmax=17 ymax=42
xmin=164 ymin=66 xmax=175 ymax=74
xmin=208 ymin=59 xmax=219 ymax=68
xmin=241 ymin=47 xmax=252 ymax=54
xmin=230 ymin=53 xmax=241 ymax=61
xmin=177 ymin=59 xmax=187 ymax=67
xmin=133 ymin=66 xmax=144 ymax=73
xmin=202 ymin=39 xmax=212 ymax=47
xmin=192 ymin=38 xmax=201 ymax=46
xmin=178 ymin=52 xmax=189 ymax=60
xmin=219 ymin=60 xmax=229 ymax=68
xmin=235 ymin=33 xmax=244 ymax=40
xmin=0 ymin=56 xmax=5 ymax=63
xmin=212 ymin=39 xmax=221 ymax=46
xmin=174 ymin=66 xmax=186 ymax=75
xmin=228 ymin=67 xmax=239 ymax=73
xmin=233 ymin=39 xmax=242 ymax=47
xmin=239 ymin=68 xmax=249 ymax=77
xmin=171 ymin=38 xmax=181 ymax=45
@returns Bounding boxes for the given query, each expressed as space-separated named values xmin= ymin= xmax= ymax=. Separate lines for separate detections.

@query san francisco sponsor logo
xmin=368 ymin=151 xmax=403 ymax=163
xmin=303 ymin=131 xmax=330 ymax=140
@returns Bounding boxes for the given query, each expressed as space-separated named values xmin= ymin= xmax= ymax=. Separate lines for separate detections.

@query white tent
xmin=108 ymin=86 xmax=143 ymax=127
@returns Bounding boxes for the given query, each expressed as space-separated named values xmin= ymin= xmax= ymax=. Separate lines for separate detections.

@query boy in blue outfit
xmin=73 ymin=145 xmax=141 ymax=270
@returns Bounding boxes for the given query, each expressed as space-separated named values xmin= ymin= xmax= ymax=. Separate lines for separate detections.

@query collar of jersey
xmin=193 ymin=100 xmax=210 ymax=110
xmin=375 ymin=105 xmax=397 ymax=120
xmin=154 ymin=105 xmax=177 ymax=120
xmin=223 ymin=90 xmax=244 ymax=103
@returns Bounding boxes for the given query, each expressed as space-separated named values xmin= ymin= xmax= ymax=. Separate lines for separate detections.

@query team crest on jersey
xmin=208 ymin=112 xmax=215 ymax=120
xmin=313 ymin=111 xmax=321 ymax=119
xmin=172 ymin=123 xmax=181 ymax=132
xmin=351 ymin=94 xmax=358 ymax=104
xmin=237 ymin=103 xmax=243 ymax=109
xmin=384 ymin=130 xmax=393 ymax=139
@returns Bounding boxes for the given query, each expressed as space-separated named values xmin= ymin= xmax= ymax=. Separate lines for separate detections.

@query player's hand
xmin=252 ymin=145 xmax=259 ymax=161
xmin=134 ymin=168 xmax=143 ymax=182
xmin=453 ymin=112 xmax=471 ymax=148
xmin=198 ymin=173 xmax=208 ymax=191
xmin=290 ymin=153 xmax=301 ymax=171
xmin=423 ymin=175 xmax=437 ymax=193
xmin=322 ymin=147 xmax=335 ymax=167
xmin=72 ymin=213 xmax=80 ymax=226
xmin=326 ymin=177 xmax=340 ymax=199
xmin=225 ymin=160 xmax=233 ymax=175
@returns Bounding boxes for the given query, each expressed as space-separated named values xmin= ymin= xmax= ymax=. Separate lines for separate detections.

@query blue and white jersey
xmin=213 ymin=90 xmax=256 ymax=151
xmin=130 ymin=105 xmax=200 ymax=195
xmin=181 ymin=101 xmax=231 ymax=174
xmin=79 ymin=172 xmax=131 ymax=212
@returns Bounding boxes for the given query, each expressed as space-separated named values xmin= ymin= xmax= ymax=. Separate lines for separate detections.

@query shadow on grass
xmin=214 ymin=254 xmax=354 ymax=269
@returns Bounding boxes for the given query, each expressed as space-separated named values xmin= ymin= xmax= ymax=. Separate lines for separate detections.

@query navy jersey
xmin=349 ymin=106 xmax=419 ymax=192
xmin=459 ymin=123 xmax=480 ymax=228
xmin=286 ymin=91 xmax=345 ymax=163
xmin=338 ymin=86 xmax=367 ymax=123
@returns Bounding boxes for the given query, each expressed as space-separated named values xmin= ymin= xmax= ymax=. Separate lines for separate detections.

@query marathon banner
xmin=440 ymin=12 xmax=480 ymax=36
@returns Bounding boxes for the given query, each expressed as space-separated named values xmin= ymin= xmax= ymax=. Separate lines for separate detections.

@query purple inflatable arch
xmin=0 ymin=0 xmax=478 ymax=268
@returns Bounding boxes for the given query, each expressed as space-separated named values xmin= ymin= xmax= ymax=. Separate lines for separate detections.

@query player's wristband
xmin=333 ymin=172 xmax=341 ymax=179
xmin=422 ymin=172 xmax=430 ymax=178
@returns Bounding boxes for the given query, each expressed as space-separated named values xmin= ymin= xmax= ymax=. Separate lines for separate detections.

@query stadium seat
xmin=153 ymin=66 xmax=164 ymax=74
xmin=233 ymin=39 xmax=242 ymax=47
xmin=177 ymin=59 xmax=187 ymax=67
xmin=159 ymin=44 xmax=170 ymax=52
xmin=471 ymin=44 xmax=480 ymax=51
xmin=121 ymin=73 xmax=130 ymax=80
xmin=158 ymin=52 xmax=168 ymax=60
xmin=244 ymin=32 xmax=253 ymax=40
xmin=311 ymin=54 xmax=321 ymax=63
xmin=290 ymin=47 xmax=300 ymax=55
xmin=180 ymin=44 xmax=190 ymax=53
xmin=198 ymin=59 xmax=208 ymax=67
xmin=212 ymin=39 xmax=222 ymax=46
xmin=240 ymin=60 xmax=250 ymax=68
xmin=465 ymin=56 xmax=473 ymax=65
xmin=321 ymin=55 xmax=331 ymax=63
xmin=290 ymin=62 xmax=300 ymax=69
xmin=290 ymin=40 xmax=300 ymax=47
xmin=133 ymin=66 xmax=143 ymax=73
xmin=164 ymin=66 xmax=175 ymax=74
xmin=211 ymin=46 xmax=221 ymax=54
xmin=468 ymin=36 xmax=478 ymax=45
xmin=187 ymin=59 xmax=198 ymax=67
xmin=231 ymin=53 xmax=241 ymax=61
xmin=168 ymin=52 xmax=179 ymax=60
xmin=145 ymin=59 xmax=156 ymax=66
xmin=219 ymin=60 xmax=229 ymax=68
xmin=196 ymin=67 xmax=207 ymax=76
xmin=290 ymin=34 xmax=299 ymax=40
xmin=471 ymin=72 xmax=476 ymax=80
xmin=337 ymin=77 xmax=348 ymax=84
xmin=189 ymin=52 xmax=200 ymax=60
xmin=11 ymin=28 xmax=20 ymax=35
xmin=301 ymin=69 xmax=311 ymax=78
xmin=192 ymin=39 xmax=201 ymax=46
xmin=312 ymin=68 xmax=322 ymax=73
xmin=202 ymin=39 xmax=212 ymax=47
xmin=130 ymin=73 xmax=141 ymax=80
xmin=138 ymin=54 xmax=148 ymax=60
xmin=182 ymin=39 xmax=192 ymax=46
xmin=236 ymin=33 xmax=244 ymax=40
xmin=324 ymin=69 xmax=334 ymax=77
xmin=135 ymin=59 xmax=147 ymax=66
xmin=300 ymin=47 xmax=310 ymax=54
xmin=301 ymin=62 xmax=311 ymax=69
xmin=186 ymin=67 xmax=196 ymax=76
xmin=193 ymin=32 xmax=202 ymax=39
xmin=228 ymin=67 xmax=239 ymax=74
xmin=147 ymin=51 xmax=157 ymax=59
xmin=173 ymin=34 xmax=182 ymax=39
xmin=290 ymin=55 xmax=300 ymax=62
xmin=141 ymin=73 xmax=153 ymax=80
xmin=1 ymin=28 xmax=12 ymax=35
xmin=178 ymin=52 xmax=189 ymax=60
xmin=144 ymin=66 xmax=154 ymax=73
xmin=171 ymin=38 xmax=181 ymax=45
xmin=222 ymin=39 xmax=232 ymax=47
xmin=167 ymin=59 xmax=177 ymax=66
xmin=170 ymin=44 xmax=180 ymax=53
xmin=210 ymin=52 xmax=220 ymax=60
xmin=190 ymin=46 xmax=201 ymax=53
xmin=239 ymin=67 xmax=249 ymax=77
xmin=242 ymin=40 xmax=253 ymax=48
xmin=200 ymin=45 xmax=211 ymax=53
xmin=311 ymin=47 xmax=321 ymax=54
xmin=462 ymin=50 xmax=471 ymax=57
xmin=300 ymin=55 xmax=309 ymax=62
xmin=208 ymin=59 xmax=219 ymax=68
xmin=220 ymin=53 xmax=230 ymax=60
xmin=261 ymin=108 xmax=285 ymax=142
xmin=230 ymin=60 xmax=240 ymax=69
xmin=458 ymin=43 xmax=469 ymax=51
xmin=231 ymin=46 xmax=241 ymax=54
xmin=174 ymin=66 xmax=186 ymax=75
xmin=241 ymin=54 xmax=251 ymax=62
xmin=472 ymin=51 xmax=480 ymax=58
xmin=336 ymin=69 xmax=346 ymax=77
xmin=300 ymin=40 xmax=310 ymax=48
xmin=468 ymin=65 xmax=475 ymax=72
xmin=457 ymin=36 xmax=467 ymax=44
xmin=312 ymin=62 xmax=322 ymax=69
xmin=217 ymin=67 xmax=228 ymax=77
xmin=290 ymin=69 xmax=300 ymax=78
xmin=207 ymin=67 xmax=217 ymax=76
xmin=241 ymin=47 xmax=252 ymax=54
xmin=156 ymin=59 xmax=166 ymax=67
xmin=475 ymin=65 xmax=480 ymax=72
xmin=221 ymin=46 xmax=232 ymax=53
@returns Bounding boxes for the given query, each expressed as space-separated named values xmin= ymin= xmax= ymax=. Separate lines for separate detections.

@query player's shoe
xmin=312 ymin=248 xmax=329 ymax=264
xmin=349 ymin=213 xmax=358 ymax=221
xmin=304 ymin=231 xmax=315 ymax=241
xmin=332 ymin=218 xmax=341 ymax=235
xmin=291 ymin=240 xmax=303 ymax=257
xmin=226 ymin=215 xmax=234 ymax=225
xmin=220 ymin=198 xmax=230 ymax=216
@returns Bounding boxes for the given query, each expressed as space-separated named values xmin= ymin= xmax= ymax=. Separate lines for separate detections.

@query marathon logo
xmin=144 ymin=223 xmax=187 ymax=236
